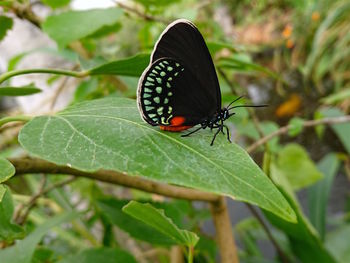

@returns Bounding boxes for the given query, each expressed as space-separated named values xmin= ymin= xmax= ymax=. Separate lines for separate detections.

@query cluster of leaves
xmin=0 ymin=0 xmax=350 ymax=262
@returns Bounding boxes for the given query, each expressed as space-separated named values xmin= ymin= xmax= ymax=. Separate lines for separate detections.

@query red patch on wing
xmin=159 ymin=116 xmax=192 ymax=132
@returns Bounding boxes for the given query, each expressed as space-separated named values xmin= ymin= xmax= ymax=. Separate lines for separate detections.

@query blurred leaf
xmin=31 ymin=247 xmax=54 ymax=263
xmin=309 ymin=153 xmax=340 ymax=240
xmin=0 ymin=212 xmax=78 ymax=263
xmin=0 ymin=185 xmax=5 ymax=202
xmin=207 ymin=41 xmax=237 ymax=55
xmin=321 ymin=108 xmax=350 ymax=154
xmin=0 ymin=16 xmax=13 ymax=41
xmin=19 ymin=98 xmax=296 ymax=222
xmin=0 ymin=84 xmax=42 ymax=97
xmin=74 ymin=78 xmax=99 ymax=102
xmin=88 ymin=53 xmax=150 ymax=77
xmin=0 ymin=187 xmax=25 ymax=242
xmin=134 ymin=0 xmax=180 ymax=8
xmin=326 ymin=224 xmax=350 ymax=263
xmin=57 ymin=247 xmax=137 ymax=263
xmin=195 ymin=234 xmax=217 ymax=261
xmin=321 ymin=88 xmax=350 ymax=105
xmin=218 ymin=55 xmax=280 ymax=80
xmin=0 ymin=158 xmax=15 ymax=183
xmin=42 ymin=8 xmax=123 ymax=47
xmin=41 ymin=0 xmax=70 ymax=8
xmin=123 ymin=201 xmax=199 ymax=246
xmin=275 ymin=144 xmax=323 ymax=190
xmin=97 ymin=198 xmax=176 ymax=245
xmin=266 ymin=162 xmax=337 ymax=263
xmin=288 ymin=117 xmax=305 ymax=137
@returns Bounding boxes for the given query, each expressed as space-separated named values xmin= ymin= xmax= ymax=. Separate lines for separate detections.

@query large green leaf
xmin=0 ymin=84 xmax=42 ymax=97
xmin=0 ymin=211 xmax=78 ymax=263
xmin=41 ymin=0 xmax=70 ymax=8
xmin=96 ymin=199 xmax=176 ymax=245
xmin=274 ymin=144 xmax=323 ymax=190
xmin=0 ymin=158 xmax=15 ymax=183
xmin=58 ymin=247 xmax=137 ymax=263
xmin=88 ymin=53 xmax=150 ymax=77
xmin=42 ymin=8 xmax=123 ymax=47
xmin=123 ymin=201 xmax=199 ymax=246
xmin=265 ymin=162 xmax=336 ymax=263
xmin=19 ymin=98 xmax=296 ymax=222
xmin=308 ymin=153 xmax=340 ymax=240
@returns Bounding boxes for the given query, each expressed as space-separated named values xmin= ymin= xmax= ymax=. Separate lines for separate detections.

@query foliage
xmin=0 ymin=0 xmax=349 ymax=262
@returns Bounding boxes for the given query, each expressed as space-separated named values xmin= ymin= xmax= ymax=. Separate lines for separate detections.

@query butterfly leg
xmin=210 ymin=128 xmax=222 ymax=146
xmin=224 ymin=124 xmax=231 ymax=143
xmin=181 ymin=126 xmax=203 ymax=137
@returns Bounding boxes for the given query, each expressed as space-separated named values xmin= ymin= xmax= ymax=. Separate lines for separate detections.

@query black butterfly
xmin=137 ymin=19 xmax=264 ymax=145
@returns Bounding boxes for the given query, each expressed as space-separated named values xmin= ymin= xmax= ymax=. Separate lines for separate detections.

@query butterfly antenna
xmin=226 ymin=95 xmax=244 ymax=109
xmin=228 ymin=104 xmax=268 ymax=111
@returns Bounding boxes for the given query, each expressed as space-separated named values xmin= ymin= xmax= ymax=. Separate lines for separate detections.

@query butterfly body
xmin=137 ymin=19 xmax=252 ymax=145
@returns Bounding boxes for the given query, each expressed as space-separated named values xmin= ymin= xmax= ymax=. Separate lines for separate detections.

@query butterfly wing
xmin=151 ymin=19 xmax=221 ymax=110
xmin=137 ymin=19 xmax=221 ymax=129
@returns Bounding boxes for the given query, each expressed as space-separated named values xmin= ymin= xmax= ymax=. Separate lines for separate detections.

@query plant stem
xmin=0 ymin=68 xmax=88 ymax=85
xmin=0 ymin=115 xmax=32 ymax=127
xmin=187 ymin=246 xmax=193 ymax=263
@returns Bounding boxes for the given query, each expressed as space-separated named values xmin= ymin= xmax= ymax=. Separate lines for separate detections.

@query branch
xmin=210 ymin=197 xmax=239 ymax=263
xmin=9 ymin=157 xmax=219 ymax=202
xmin=247 ymin=115 xmax=350 ymax=153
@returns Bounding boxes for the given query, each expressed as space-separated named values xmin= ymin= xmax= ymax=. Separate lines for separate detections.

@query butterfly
xmin=137 ymin=19 xmax=265 ymax=145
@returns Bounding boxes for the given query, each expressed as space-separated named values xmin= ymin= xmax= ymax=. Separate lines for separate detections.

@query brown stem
xmin=9 ymin=157 xmax=219 ymax=202
xmin=210 ymin=196 xmax=239 ymax=263
xmin=247 ymin=115 xmax=350 ymax=153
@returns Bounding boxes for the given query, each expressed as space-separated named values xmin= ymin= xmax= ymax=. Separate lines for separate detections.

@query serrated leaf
xmin=0 ymin=84 xmax=42 ymax=97
xmin=42 ymin=8 xmax=123 ymax=47
xmin=88 ymin=53 xmax=150 ymax=77
xmin=19 ymin=97 xmax=296 ymax=222
xmin=57 ymin=247 xmax=137 ymax=263
xmin=123 ymin=201 xmax=199 ymax=246
xmin=0 ymin=158 xmax=15 ymax=183
xmin=308 ymin=153 xmax=340 ymax=240
xmin=0 ymin=16 xmax=13 ymax=41
xmin=275 ymin=144 xmax=323 ymax=190
xmin=97 ymin=199 xmax=176 ymax=245
xmin=0 ymin=212 xmax=78 ymax=263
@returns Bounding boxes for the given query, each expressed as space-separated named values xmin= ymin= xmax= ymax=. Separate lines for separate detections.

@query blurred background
xmin=1 ymin=0 xmax=350 ymax=262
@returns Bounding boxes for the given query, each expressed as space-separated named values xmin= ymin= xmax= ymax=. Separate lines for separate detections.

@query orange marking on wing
xmin=170 ymin=116 xmax=186 ymax=126
xmin=159 ymin=116 xmax=192 ymax=132
xmin=160 ymin=125 xmax=193 ymax=132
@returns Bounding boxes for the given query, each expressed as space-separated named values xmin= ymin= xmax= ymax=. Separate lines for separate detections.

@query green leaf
xmin=288 ymin=117 xmax=305 ymax=137
xmin=57 ymin=247 xmax=137 ymax=263
xmin=42 ymin=8 xmax=123 ymax=47
xmin=326 ymin=224 xmax=350 ymax=263
xmin=266 ymin=163 xmax=337 ymax=263
xmin=41 ymin=0 xmax=70 ymax=8
xmin=0 ymin=16 xmax=13 ymax=41
xmin=19 ymin=98 xmax=296 ymax=222
xmin=97 ymin=199 xmax=176 ymax=245
xmin=275 ymin=144 xmax=323 ymax=190
xmin=0 ymin=158 xmax=15 ymax=183
xmin=0 ymin=185 xmax=5 ymax=202
xmin=88 ymin=53 xmax=150 ymax=77
xmin=321 ymin=88 xmax=350 ymax=105
xmin=321 ymin=108 xmax=350 ymax=154
xmin=308 ymin=153 xmax=340 ymax=240
xmin=0 ymin=212 xmax=78 ymax=263
xmin=123 ymin=201 xmax=199 ymax=246
xmin=0 ymin=84 xmax=42 ymax=97
xmin=0 ymin=187 xmax=25 ymax=242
